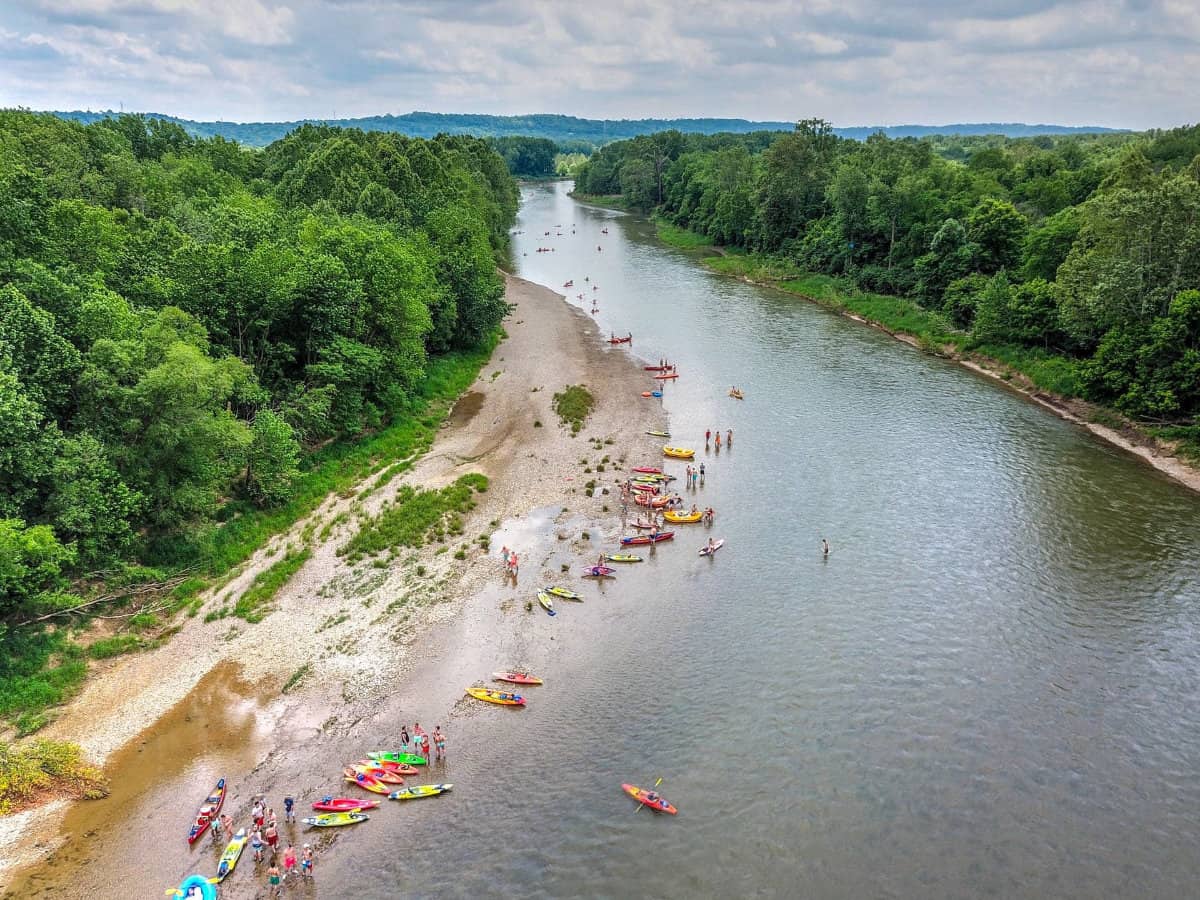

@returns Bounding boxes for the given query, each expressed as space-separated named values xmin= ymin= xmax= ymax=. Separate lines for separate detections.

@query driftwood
xmin=14 ymin=569 xmax=197 ymax=629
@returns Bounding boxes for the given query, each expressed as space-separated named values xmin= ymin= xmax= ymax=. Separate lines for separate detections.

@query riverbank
xmin=0 ymin=273 xmax=661 ymax=895
xmin=647 ymin=220 xmax=1200 ymax=495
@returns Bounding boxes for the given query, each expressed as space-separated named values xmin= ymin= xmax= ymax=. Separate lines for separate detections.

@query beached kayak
xmin=302 ymin=811 xmax=370 ymax=827
xmin=634 ymin=494 xmax=672 ymax=508
xmin=608 ymin=334 xmax=632 ymax=344
xmin=621 ymin=532 xmax=675 ymax=545
xmin=631 ymin=466 xmax=662 ymax=474
xmin=389 ymin=784 xmax=453 ymax=801
xmin=215 ymin=829 xmax=247 ymax=882
xmin=493 ymin=672 xmax=544 ymax=685
xmin=358 ymin=759 xmax=418 ymax=776
xmin=466 ymin=686 xmax=526 ymax=706
xmin=367 ymin=751 xmax=427 ymax=766
xmin=699 ymin=539 xmax=726 ymax=556
xmin=544 ymin=586 xmax=581 ymax=600
xmin=662 ymin=446 xmax=695 ymax=459
xmin=633 ymin=473 xmax=671 ymax=482
xmin=653 ymin=372 xmax=679 ymax=380
xmin=312 ymin=797 xmax=380 ymax=812
xmin=631 ymin=483 xmax=658 ymax=493
xmin=582 ymin=565 xmax=615 ymax=577
xmin=664 ymin=511 xmax=703 ymax=523
xmin=622 ymin=783 xmax=678 ymax=815
xmin=537 ymin=591 xmax=557 ymax=616
xmin=605 ymin=554 xmax=643 ymax=563
xmin=645 ymin=430 xmax=670 ymax=437
xmin=171 ymin=875 xmax=216 ymax=899
xmin=344 ymin=764 xmax=404 ymax=785
xmin=644 ymin=365 xmax=674 ymax=372
xmin=186 ymin=777 xmax=226 ymax=844
xmin=346 ymin=771 xmax=391 ymax=794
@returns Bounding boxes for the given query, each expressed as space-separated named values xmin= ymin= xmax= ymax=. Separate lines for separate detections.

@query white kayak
xmin=698 ymin=539 xmax=725 ymax=556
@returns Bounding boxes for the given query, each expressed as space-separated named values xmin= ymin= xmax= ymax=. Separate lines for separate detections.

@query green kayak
xmin=367 ymin=751 xmax=427 ymax=765
xmin=605 ymin=554 xmax=643 ymax=563
xmin=388 ymin=783 xmax=452 ymax=801
xmin=544 ymin=586 xmax=580 ymax=600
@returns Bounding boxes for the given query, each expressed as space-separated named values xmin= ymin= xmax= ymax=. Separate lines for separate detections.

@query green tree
xmin=966 ymin=198 xmax=1027 ymax=274
xmin=245 ymin=409 xmax=301 ymax=507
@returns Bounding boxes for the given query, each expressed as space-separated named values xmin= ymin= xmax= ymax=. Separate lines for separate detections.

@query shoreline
xmin=0 ymin=273 xmax=661 ymax=895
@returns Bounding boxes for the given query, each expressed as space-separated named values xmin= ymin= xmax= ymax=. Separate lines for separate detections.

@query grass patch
xmin=341 ymin=474 xmax=488 ymax=559
xmin=281 ymin=663 xmax=311 ymax=694
xmin=655 ymin=220 xmax=714 ymax=250
xmin=0 ymin=631 xmax=87 ymax=729
xmin=86 ymin=634 xmax=145 ymax=660
xmin=233 ymin=549 xmax=312 ymax=624
xmin=552 ymin=385 xmax=595 ymax=435
xmin=0 ymin=739 xmax=107 ymax=815
xmin=1151 ymin=425 xmax=1200 ymax=463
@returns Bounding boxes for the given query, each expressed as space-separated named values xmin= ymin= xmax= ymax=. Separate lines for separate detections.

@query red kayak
xmin=312 ymin=797 xmax=381 ymax=812
xmin=631 ymin=466 xmax=662 ymax=474
xmin=653 ymin=373 xmax=679 ymax=380
xmin=635 ymin=494 xmax=672 ymax=508
xmin=493 ymin=672 xmax=544 ymax=685
xmin=643 ymin=365 xmax=674 ymax=372
xmin=186 ymin=777 xmax=226 ymax=844
xmin=359 ymin=759 xmax=419 ymax=776
xmin=621 ymin=532 xmax=675 ymax=545
xmin=608 ymin=334 xmax=632 ymax=344
xmin=631 ymin=483 xmax=658 ymax=494
xmin=623 ymin=783 xmax=677 ymax=815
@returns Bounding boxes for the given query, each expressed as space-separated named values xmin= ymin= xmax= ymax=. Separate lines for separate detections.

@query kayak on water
xmin=346 ymin=771 xmax=391 ymax=794
xmin=621 ymin=532 xmax=675 ymax=545
xmin=367 ymin=751 xmax=427 ymax=766
xmin=643 ymin=365 xmax=674 ymax=372
xmin=664 ymin=511 xmax=703 ymax=523
xmin=302 ymin=811 xmax=370 ymax=827
xmin=187 ymin=777 xmax=226 ymax=844
xmin=344 ymin=764 xmax=404 ymax=785
xmin=622 ymin=783 xmax=678 ymax=815
xmin=608 ymin=333 xmax=632 ymax=344
xmin=312 ymin=797 xmax=380 ymax=812
xmin=605 ymin=554 xmax=643 ymax=563
xmin=640 ymin=391 xmax=663 ymax=398
xmin=699 ymin=539 xmax=726 ymax=556
xmin=631 ymin=466 xmax=662 ymax=474
xmin=544 ymin=586 xmax=581 ymax=600
xmin=466 ymin=686 xmax=526 ymax=706
xmin=653 ymin=372 xmax=679 ymax=380
xmin=170 ymin=875 xmax=216 ymax=899
xmin=215 ymin=829 xmax=247 ymax=882
xmin=537 ymin=591 xmax=557 ymax=616
xmin=359 ymin=759 xmax=418 ymax=776
xmin=389 ymin=784 xmax=453 ymax=801
xmin=493 ymin=672 xmax=544 ymax=685
xmin=583 ymin=565 xmax=615 ymax=577
xmin=729 ymin=388 xmax=744 ymax=399
xmin=646 ymin=430 xmax=670 ymax=437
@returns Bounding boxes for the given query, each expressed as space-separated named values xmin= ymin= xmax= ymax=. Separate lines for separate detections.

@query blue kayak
xmin=173 ymin=875 xmax=216 ymax=900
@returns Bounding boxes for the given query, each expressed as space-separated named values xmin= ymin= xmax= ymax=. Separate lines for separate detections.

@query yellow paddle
xmin=634 ymin=777 xmax=663 ymax=814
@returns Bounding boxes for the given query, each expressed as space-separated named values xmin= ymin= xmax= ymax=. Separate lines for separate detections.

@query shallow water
xmin=17 ymin=181 xmax=1200 ymax=899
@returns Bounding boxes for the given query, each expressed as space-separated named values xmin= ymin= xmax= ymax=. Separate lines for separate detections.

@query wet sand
xmin=1 ymin=273 xmax=660 ymax=895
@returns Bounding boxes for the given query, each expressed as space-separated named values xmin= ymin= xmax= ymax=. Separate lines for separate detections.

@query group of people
xmin=683 ymin=462 xmax=706 ymax=489
xmin=398 ymin=722 xmax=448 ymax=761
xmin=208 ymin=795 xmax=312 ymax=895
xmin=705 ymin=428 xmax=733 ymax=450
xmin=500 ymin=546 xmax=520 ymax=578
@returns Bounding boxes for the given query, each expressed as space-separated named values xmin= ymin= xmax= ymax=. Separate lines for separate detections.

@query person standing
xmin=699 ymin=462 xmax=705 ymax=484
xmin=692 ymin=470 xmax=698 ymax=489
xmin=705 ymin=428 xmax=711 ymax=447
xmin=400 ymin=724 xmax=411 ymax=752
xmin=301 ymin=844 xmax=315 ymax=879
xmin=267 ymin=862 xmax=282 ymax=898
xmin=283 ymin=796 xmax=295 ymax=825
xmin=433 ymin=725 xmax=447 ymax=760
xmin=264 ymin=820 xmax=279 ymax=857
xmin=714 ymin=431 xmax=721 ymax=450
xmin=822 ymin=538 xmax=830 ymax=557
xmin=251 ymin=826 xmax=265 ymax=863
xmin=282 ymin=843 xmax=297 ymax=879
xmin=727 ymin=428 xmax=733 ymax=447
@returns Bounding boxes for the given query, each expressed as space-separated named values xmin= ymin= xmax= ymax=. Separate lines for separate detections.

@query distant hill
xmin=46 ymin=109 xmax=1125 ymax=148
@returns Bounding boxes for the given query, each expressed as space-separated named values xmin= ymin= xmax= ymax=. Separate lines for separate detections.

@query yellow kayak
xmin=301 ymin=811 xmax=369 ymax=827
xmin=662 ymin=446 xmax=695 ymax=459
xmin=466 ymin=686 xmax=527 ymax=706
xmin=215 ymin=829 xmax=247 ymax=882
xmin=663 ymin=511 xmax=703 ymax=523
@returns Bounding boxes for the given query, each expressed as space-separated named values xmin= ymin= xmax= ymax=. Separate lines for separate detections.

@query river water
xmin=319 ymin=182 xmax=1200 ymax=898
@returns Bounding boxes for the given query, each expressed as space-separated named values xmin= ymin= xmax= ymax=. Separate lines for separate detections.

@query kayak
xmin=583 ymin=565 xmax=615 ymax=577
xmin=631 ymin=520 xmax=657 ymax=529
xmin=215 ymin=828 xmax=247 ymax=882
xmin=664 ymin=511 xmax=703 ymax=523
xmin=631 ymin=466 xmax=662 ymax=474
xmin=312 ymin=797 xmax=380 ymax=812
xmin=344 ymin=764 xmax=404 ymax=785
xmin=608 ymin=335 xmax=632 ymax=344
xmin=643 ymin=365 xmax=674 ymax=372
xmin=631 ymin=483 xmax=658 ymax=493
xmin=466 ymin=686 xmax=526 ymax=706
xmin=634 ymin=494 xmax=672 ymax=508
xmin=537 ymin=591 xmax=557 ymax=616
xmin=493 ymin=672 xmax=544 ymax=685
xmin=653 ymin=372 xmax=679 ymax=380
xmin=605 ymin=554 xmax=643 ymax=563
xmin=622 ymin=783 xmax=678 ymax=815
xmin=544 ymin=586 xmax=581 ymax=600
xmin=346 ymin=771 xmax=391 ymax=794
xmin=171 ymin=875 xmax=216 ymax=899
xmin=633 ymin=473 xmax=671 ymax=483
xmin=302 ymin=811 xmax=370 ymax=827
xmin=662 ymin=446 xmax=695 ymax=459
xmin=729 ymin=389 xmax=744 ymax=399
xmin=358 ymin=759 xmax=418 ymax=776
xmin=699 ymin=539 xmax=726 ymax=556
xmin=389 ymin=784 xmax=453 ymax=801
xmin=367 ymin=751 xmax=427 ymax=766
xmin=645 ymin=430 xmax=670 ymax=437
xmin=187 ymin=777 xmax=226 ymax=844
xmin=621 ymin=532 xmax=675 ymax=545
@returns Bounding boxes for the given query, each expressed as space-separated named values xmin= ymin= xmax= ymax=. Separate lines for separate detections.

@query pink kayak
xmin=312 ymin=797 xmax=380 ymax=812
xmin=631 ymin=466 xmax=662 ymax=474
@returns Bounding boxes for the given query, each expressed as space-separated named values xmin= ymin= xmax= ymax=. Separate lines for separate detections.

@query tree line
xmin=575 ymin=121 xmax=1200 ymax=426
xmin=0 ymin=111 xmax=517 ymax=628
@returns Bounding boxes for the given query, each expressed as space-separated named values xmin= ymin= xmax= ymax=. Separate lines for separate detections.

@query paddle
xmin=634 ymin=777 xmax=663 ymax=814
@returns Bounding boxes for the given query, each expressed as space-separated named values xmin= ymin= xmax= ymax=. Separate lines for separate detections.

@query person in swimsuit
xmin=251 ymin=826 xmax=265 ymax=863
xmin=433 ymin=726 xmax=446 ymax=760
xmin=727 ymin=428 xmax=733 ymax=447
xmin=283 ymin=843 xmax=297 ymax=877
xmin=264 ymin=822 xmax=279 ymax=855
xmin=302 ymin=844 xmax=314 ymax=878
xmin=705 ymin=429 xmax=711 ymax=447
xmin=283 ymin=796 xmax=295 ymax=824
xmin=268 ymin=863 xmax=282 ymax=897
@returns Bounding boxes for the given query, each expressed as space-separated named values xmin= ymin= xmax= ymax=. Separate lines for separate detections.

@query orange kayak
xmin=345 ymin=765 xmax=404 ymax=785
xmin=358 ymin=759 xmax=418 ymax=776
xmin=622 ymin=783 xmax=677 ymax=815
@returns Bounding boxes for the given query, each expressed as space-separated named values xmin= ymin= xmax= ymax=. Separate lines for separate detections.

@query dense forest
xmin=52 ymin=110 xmax=1121 ymax=151
xmin=0 ymin=111 xmax=516 ymax=724
xmin=576 ymin=121 xmax=1200 ymax=429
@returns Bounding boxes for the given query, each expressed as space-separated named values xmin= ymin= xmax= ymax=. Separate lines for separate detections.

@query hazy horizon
xmin=3 ymin=1 xmax=1198 ymax=130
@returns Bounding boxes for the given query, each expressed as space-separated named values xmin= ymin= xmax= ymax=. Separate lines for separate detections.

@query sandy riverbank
xmin=0 ymin=273 xmax=661 ymax=895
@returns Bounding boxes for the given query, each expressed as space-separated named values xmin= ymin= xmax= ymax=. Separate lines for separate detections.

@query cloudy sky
xmin=1 ymin=0 xmax=1197 ymax=127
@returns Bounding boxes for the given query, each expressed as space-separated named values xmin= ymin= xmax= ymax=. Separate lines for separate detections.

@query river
xmin=319 ymin=182 xmax=1200 ymax=898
